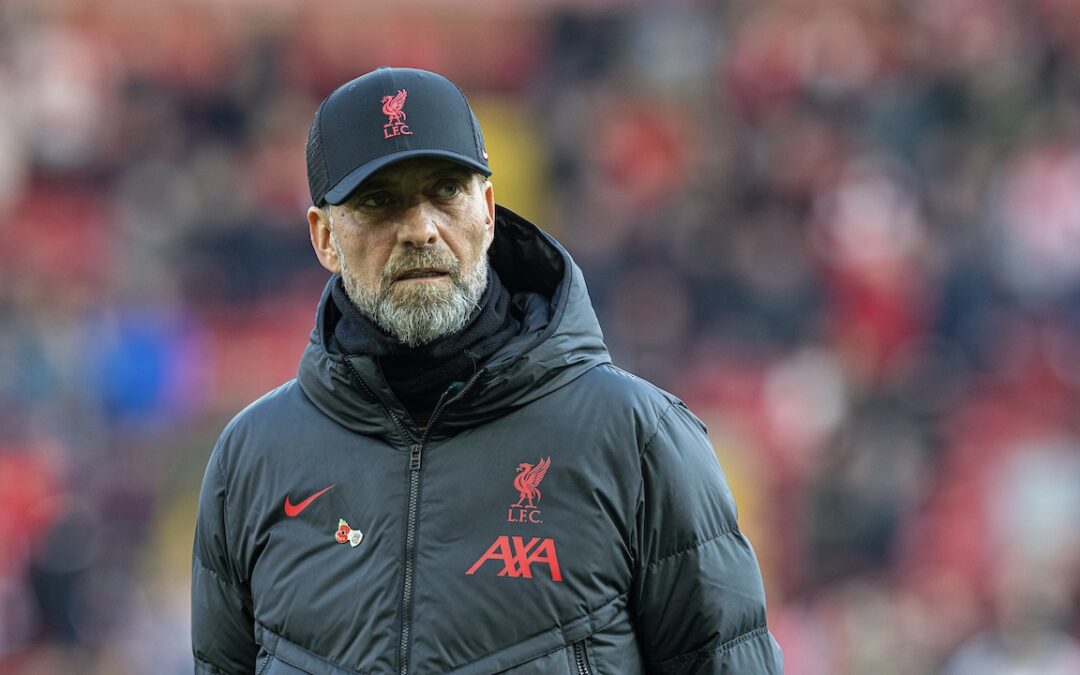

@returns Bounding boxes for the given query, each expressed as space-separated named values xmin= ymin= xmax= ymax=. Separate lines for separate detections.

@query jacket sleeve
xmin=191 ymin=449 xmax=259 ymax=674
xmin=631 ymin=403 xmax=783 ymax=674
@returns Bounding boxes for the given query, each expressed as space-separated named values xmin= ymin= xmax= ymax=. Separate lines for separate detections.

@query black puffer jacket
xmin=191 ymin=207 xmax=783 ymax=674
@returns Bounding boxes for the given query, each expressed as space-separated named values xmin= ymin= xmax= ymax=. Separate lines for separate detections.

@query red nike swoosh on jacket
xmin=283 ymin=485 xmax=336 ymax=517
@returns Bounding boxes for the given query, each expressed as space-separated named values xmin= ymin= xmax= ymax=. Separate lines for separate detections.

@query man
xmin=191 ymin=66 xmax=783 ymax=674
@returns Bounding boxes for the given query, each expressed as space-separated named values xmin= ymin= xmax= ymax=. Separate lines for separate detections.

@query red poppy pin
xmin=335 ymin=518 xmax=363 ymax=547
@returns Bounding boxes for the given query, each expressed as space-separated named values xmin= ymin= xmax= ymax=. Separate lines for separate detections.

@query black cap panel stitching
xmin=306 ymin=98 xmax=331 ymax=206
xmin=447 ymin=82 xmax=484 ymax=160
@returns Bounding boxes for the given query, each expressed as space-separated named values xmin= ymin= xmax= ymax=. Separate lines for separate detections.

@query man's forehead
xmin=359 ymin=158 xmax=476 ymax=189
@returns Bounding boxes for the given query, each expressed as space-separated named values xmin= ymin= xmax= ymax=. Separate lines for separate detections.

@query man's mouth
xmin=394 ymin=268 xmax=449 ymax=281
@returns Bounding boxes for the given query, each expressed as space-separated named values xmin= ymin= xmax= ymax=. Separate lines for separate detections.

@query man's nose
xmin=396 ymin=201 xmax=439 ymax=248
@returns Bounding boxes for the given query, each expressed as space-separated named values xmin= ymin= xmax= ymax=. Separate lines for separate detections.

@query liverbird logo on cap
xmin=381 ymin=89 xmax=413 ymax=139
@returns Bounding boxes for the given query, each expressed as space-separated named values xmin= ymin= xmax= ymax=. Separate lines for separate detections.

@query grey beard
xmin=338 ymin=244 xmax=489 ymax=348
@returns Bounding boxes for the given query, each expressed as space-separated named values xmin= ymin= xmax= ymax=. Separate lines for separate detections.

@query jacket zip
xmin=398 ymin=442 xmax=422 ymax=675
xmin=396 ymin=371 xmax=484 ymax=675
xmin=343 ymin=359 xmax=419 ymax=446
xmin=573 ymin=641 xmax=592 ymax=675
xmin=255 ymin=651 xmax=272 ymax=675
xmin=341 ymin=360 xmax=422 ymax=675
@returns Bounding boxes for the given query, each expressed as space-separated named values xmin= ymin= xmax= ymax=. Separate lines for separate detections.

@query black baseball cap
xmin=306 ymin=66 xmax=491 ymax=206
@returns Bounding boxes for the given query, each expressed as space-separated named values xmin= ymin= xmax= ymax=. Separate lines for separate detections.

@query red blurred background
xmin=1 ymin=1 xmax=1079 ymax=673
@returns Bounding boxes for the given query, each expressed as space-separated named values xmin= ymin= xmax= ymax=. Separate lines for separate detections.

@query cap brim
xmin=323 ymin=150 xmax=492 ymax=205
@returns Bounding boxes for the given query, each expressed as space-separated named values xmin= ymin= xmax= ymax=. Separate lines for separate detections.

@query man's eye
xmin=360 ymin=193 xmax=391 ymax=207
xmin=434 ymin=181 xmax=462 ymax=198
xmin=358 ymin=192 xmax=393 ymax=208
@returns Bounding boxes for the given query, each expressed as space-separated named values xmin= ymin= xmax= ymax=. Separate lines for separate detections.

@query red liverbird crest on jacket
xmin=381 ymin=89 xmax=412 ymax=139
xmin=512 ymin=457 xmax=550 ymax=509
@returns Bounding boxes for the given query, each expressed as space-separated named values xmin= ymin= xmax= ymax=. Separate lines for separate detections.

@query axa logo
xmin=508 ymin=456 xmax=550 ymax=524
xmin=466 ymin=536 xmax=563 ymax=582
xmin=381 ymin=89 xmax=412 ymax=139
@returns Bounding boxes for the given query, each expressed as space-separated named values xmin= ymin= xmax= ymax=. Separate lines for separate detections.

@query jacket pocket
xmin=573 ymin=607 xmax=643 ymax=674
xmin=481 ymin=646 xmax=567 ymax=674
xmin=254 ymin=623 xmax=363 ymax=675
xmin=255 ymin=650 xmax=314 ymax=675
xmin=492 ymin=641 xmax=593 ymax=675
xmin=448 ymin=595 xmax=628 ymax=674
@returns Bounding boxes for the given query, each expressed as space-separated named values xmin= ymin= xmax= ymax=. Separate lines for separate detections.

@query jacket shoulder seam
xmin=648 ymin=625 xmax=771 ymax=670
xmin=646 ymin=527 xmax=737 ymax=571
xmin=212 ymin=449 xmax=240 ymax=583
xmin=632 ymin=401 xmax=683 ymax=578
xmin=204 ymin=444 xmax=246 ymax=589
xmin=639 ymin=401 xmax=679 ymax=460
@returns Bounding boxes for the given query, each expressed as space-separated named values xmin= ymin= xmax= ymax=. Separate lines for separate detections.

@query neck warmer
xmin=331 ymin=267 xmax=519 ymax=425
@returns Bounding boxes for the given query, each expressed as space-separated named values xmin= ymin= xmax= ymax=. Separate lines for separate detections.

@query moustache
xmin=380 ymin=249 xmax=460 ymax=286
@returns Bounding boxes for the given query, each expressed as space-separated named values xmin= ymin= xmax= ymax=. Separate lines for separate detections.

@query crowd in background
xmin=1 ymin=1 xmax=1078 ymax=673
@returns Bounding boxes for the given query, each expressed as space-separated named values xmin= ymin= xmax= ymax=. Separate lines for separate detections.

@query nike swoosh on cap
xmin=283 ymin=485 xmax=336 ymax=517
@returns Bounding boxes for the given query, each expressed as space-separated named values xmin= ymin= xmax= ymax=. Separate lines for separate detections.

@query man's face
xmin=310 ymin=157 xmax=496 ymax=347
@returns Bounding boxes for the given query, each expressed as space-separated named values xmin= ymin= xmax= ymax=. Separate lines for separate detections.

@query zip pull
xmin=409 ymin=444 xmax=422 ymax=471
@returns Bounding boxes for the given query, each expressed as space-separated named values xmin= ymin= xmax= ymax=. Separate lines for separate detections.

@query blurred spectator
xmin=0 ymin=1 xmax=1077 ymax=673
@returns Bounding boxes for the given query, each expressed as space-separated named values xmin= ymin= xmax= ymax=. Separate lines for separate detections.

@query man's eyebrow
xmin=349 ymin=165 xmax=476 ymax=202
xmin=425 ymin=165 xmax=473 ymax=180
xmin=363 ymin=164 xmax=471 ymax=186
xmin=355 ymin=177 xmax=393 ymax=192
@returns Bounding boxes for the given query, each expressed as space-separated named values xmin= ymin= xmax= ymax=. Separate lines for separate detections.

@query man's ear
xmin=308 ymin=205 xmax=340 ymax=273
xmin=483 ymin=180 xmax=495 ymax=250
